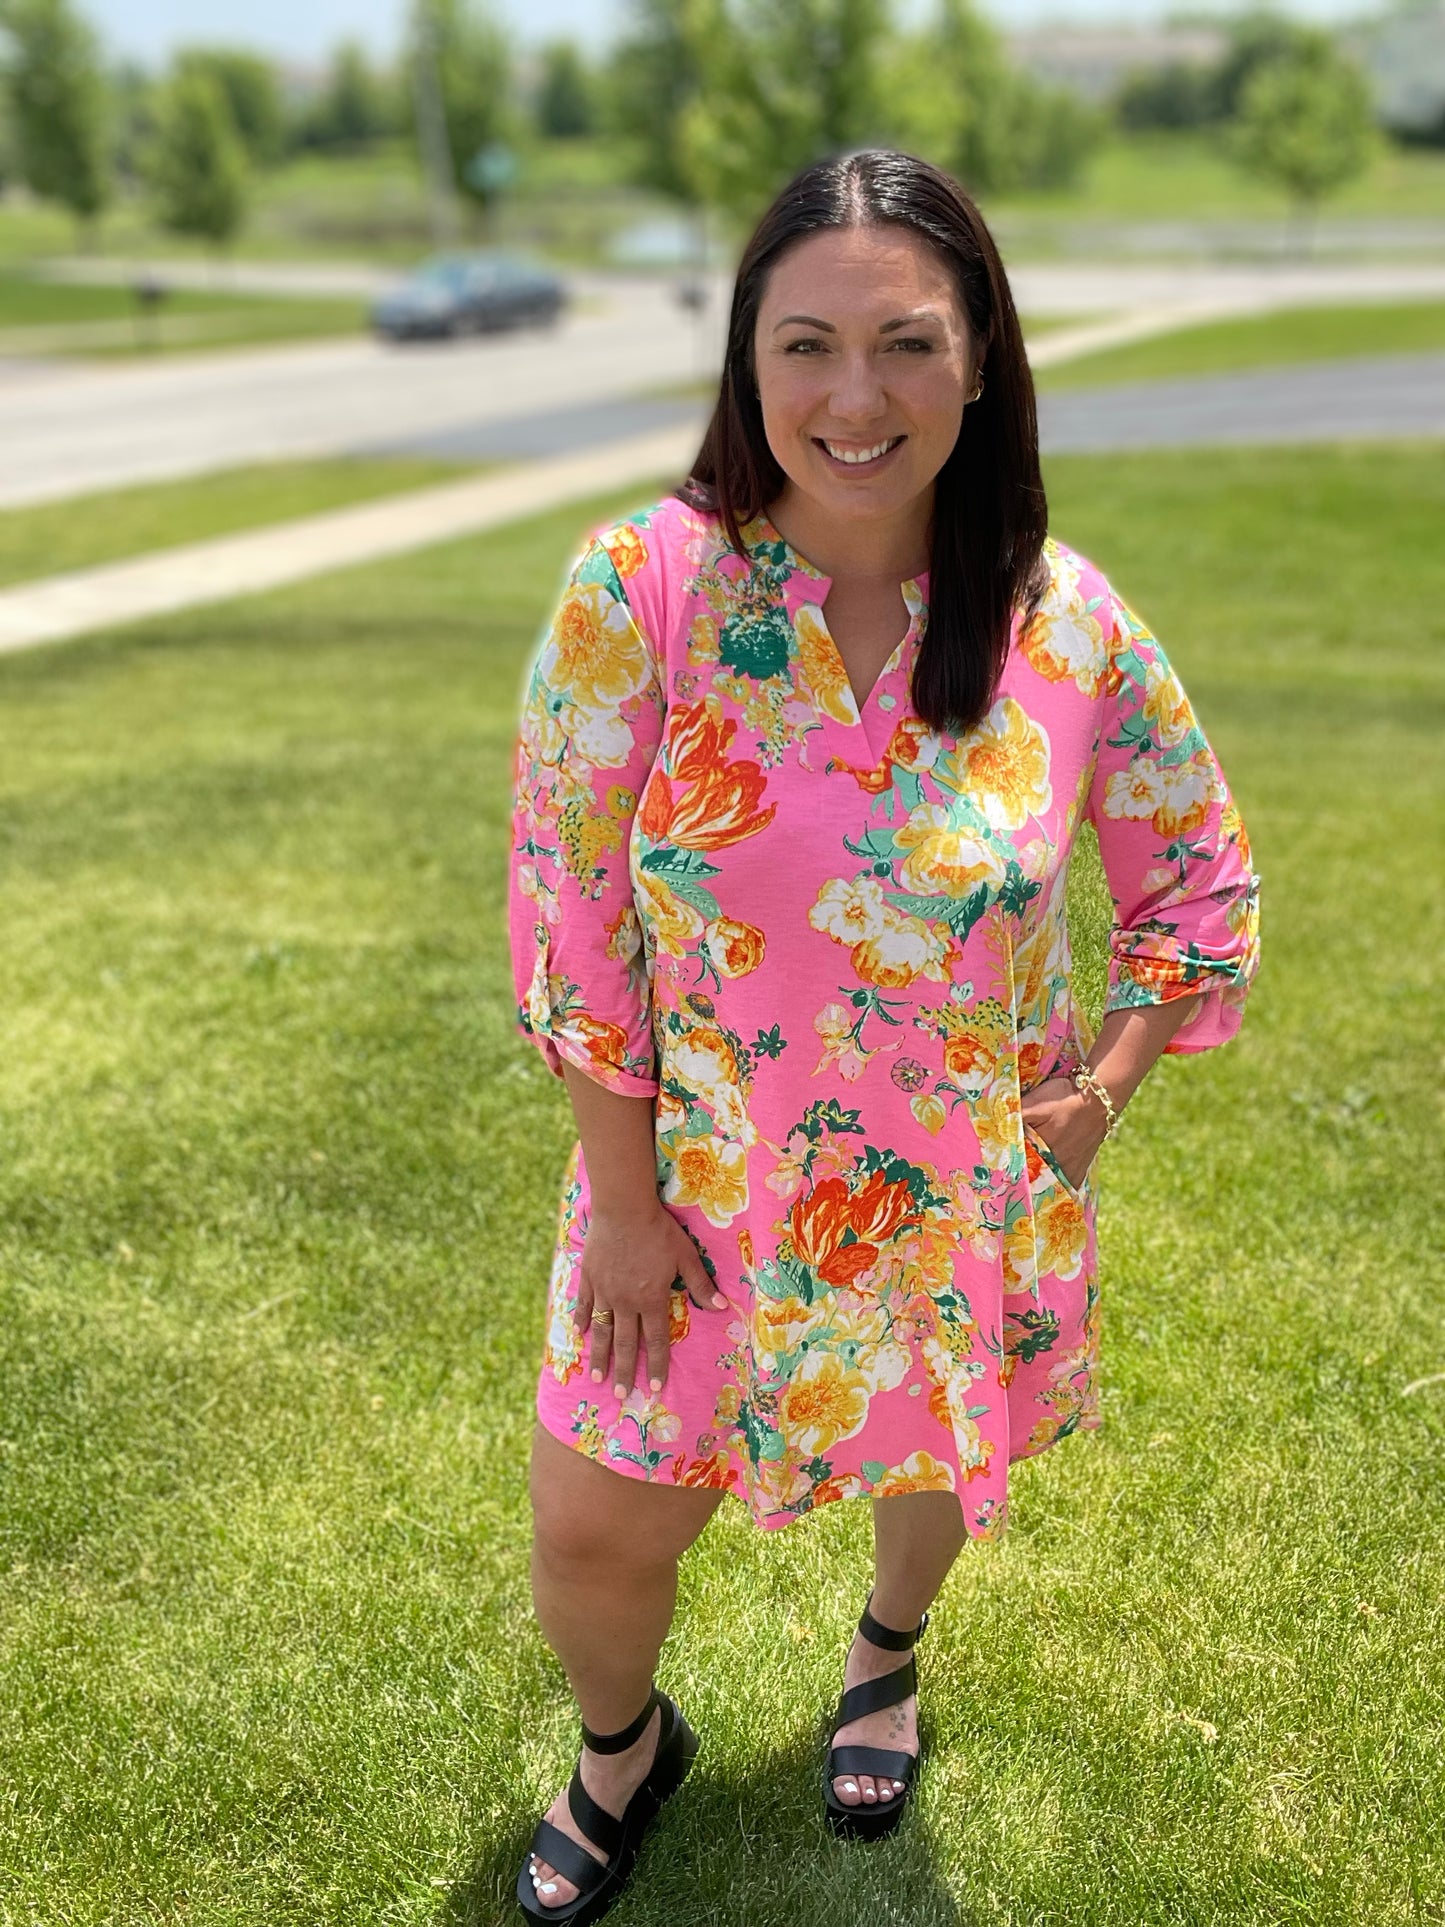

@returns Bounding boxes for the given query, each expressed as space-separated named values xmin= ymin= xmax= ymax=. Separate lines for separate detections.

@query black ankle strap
xmin=581 ymin=1682 xmax=661 ymax=1754
xmin=859 ymin=1591 xmax=928 ymax=1652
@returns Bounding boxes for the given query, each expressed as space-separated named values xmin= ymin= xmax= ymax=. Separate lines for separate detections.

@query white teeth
xmin=823 ymin=437 xmax=898 ymax=465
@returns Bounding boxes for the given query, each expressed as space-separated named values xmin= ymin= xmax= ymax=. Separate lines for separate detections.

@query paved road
xmin=2 ymin=261 xmax=1442 ymax=509
xmin=0 ymin=279 xmax=723 ymax=510
xmin=1038 ymin=350 xmax=1445 ymax=452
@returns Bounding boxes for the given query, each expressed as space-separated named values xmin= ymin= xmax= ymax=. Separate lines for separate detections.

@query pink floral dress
xmin=507 ymin=495 xmax=1260 ymax=1539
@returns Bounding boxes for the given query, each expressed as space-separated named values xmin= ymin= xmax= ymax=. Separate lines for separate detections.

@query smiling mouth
xmin=816 ymin=435 xmax=905 ymax=468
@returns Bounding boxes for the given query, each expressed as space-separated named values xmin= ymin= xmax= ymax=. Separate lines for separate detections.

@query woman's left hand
xmin=1019 ymin=1075 xmax=1109 ymax=1193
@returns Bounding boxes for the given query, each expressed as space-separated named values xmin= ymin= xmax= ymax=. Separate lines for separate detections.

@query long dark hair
xmin=678 ymin=149 xmax=1050 ymax=737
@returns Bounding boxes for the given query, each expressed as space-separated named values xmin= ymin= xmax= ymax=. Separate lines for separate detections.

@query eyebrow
xmin=771 ymin=311 xmax=945 ymax=334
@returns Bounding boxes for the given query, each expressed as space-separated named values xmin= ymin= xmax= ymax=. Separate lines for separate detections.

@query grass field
xmin=990 ymin=127 xmax=1445 ymax=225
xmin=1037 ymin=299 xmax=1445 ymax=390
xmin=0 ymin=270 xmax=368 ymax=355
xmin=1 ymin=443 xmax=1442 ymax=1924
xmin=0 ymin=458 xmax=485 ymax=592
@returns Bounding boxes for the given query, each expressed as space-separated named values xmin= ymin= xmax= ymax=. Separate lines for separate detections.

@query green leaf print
xmin=997 ymin=863 xmax=1043 ymax=919
xmin=666 ymin=875 xmax=722 ymax=920
xmin=860 ymin=1459 xmax=888 ymax=1484
xmin=572 ymin=545 xmax=624 ymax=595
xmin=741 ymin=1404 xmax=786 ymax=1466
xmin=752 ymin=1025 xmax=787 ymax=1061
xmin=640 ymin=847 xmax=721 ymax=882
xmin=719 ymin=609 xmax=792 ymax=682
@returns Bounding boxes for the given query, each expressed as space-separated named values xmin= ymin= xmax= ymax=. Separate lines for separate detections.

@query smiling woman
xmin=506 ymin=149 xmax=1261 ymax=1922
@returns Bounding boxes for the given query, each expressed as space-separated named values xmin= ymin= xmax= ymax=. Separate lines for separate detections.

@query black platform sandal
xmin=516 ymin=1682 xmax=699 ymax=1926
xmin=822 ymin=1589 xmax=929 ymax=1841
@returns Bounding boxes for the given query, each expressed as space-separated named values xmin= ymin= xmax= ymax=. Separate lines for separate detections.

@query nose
xmin=825 ymin=349 xmax=888 ymax=426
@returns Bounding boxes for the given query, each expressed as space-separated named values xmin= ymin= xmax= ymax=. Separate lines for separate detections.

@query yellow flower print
xmin=602 ymin=524 xmax=647 ymax=578
xmin=910 ymin=1091 xmax=948 ymax=1135
xmin=1139 ymin=656 xmax=1196 ymax=750
xmin=892 ymin=805 xmax=1008 ymax=898
xmin=703 ymin=916 xmax=766 ymax=978
xmin=945 ymin=698 xmax=1053 ymax=834
xmin=660 ymin=1132 xmax=749 ymax=1227
xmin=634 ymin=864 xmax=704 ymax=957
xmin=539 ymin=581 xmax=654 ymax=768
xmin=688 ymin=611 xmax=721 ymax=665
xmin=851 ymin=912 xmax=951 ymax=989
xmin=777 ymin=1352 xmax=871 ymax=1457
xmin=1034 ymin=1186 xmax=1089 ymax=1282
xmin=795 ymin=605 xmax=858 ymax=726
xmin=603 ymin=903 xmax=643 ymax=967
xmin=810 ymin=874 xmax=891 ymax=945
xmin=971 ymin=1073 xmax=1021 ymax=1170
xmin=752 ymin=1293 xmax=813 ymax=1361
xmin=874 ymin=1449 xmax=956 ymax=1497
xmin=1103 ymin=748 xmax=1220 ymax=839
xmin=1021 ymin=598 xmax=1108 ymax=696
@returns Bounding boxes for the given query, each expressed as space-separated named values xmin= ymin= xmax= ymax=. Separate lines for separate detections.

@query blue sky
xmin=94 ymin=0 xmax=1376 ymax=70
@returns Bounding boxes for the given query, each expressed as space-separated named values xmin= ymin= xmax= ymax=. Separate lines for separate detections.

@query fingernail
xmin=712 ymin=1293 xmax=727 ymax=1308
xmin=591 ymin=1369 xmax=602 ymax=1382
xmin=613 ymin=1384 xmax=625 ymax=1399
xmin=649 ymin=1376 xmax=662 ymax=1391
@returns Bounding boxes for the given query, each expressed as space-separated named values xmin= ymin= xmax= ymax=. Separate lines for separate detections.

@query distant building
xmin=1002 ymin=25 xmax=1227 ymax=106
xmin=1347 ymin=3 xmax=1445 ymax=140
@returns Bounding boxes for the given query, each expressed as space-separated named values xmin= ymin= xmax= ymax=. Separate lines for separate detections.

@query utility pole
xmin=412 ymin=0 xmax=461 ymax=248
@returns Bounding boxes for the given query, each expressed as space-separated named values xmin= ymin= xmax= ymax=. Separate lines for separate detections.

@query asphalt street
xmin=0 ymin=278 xmax=724 ymax=510
xmin=2 ymin=263 xmax=1442 ymax=509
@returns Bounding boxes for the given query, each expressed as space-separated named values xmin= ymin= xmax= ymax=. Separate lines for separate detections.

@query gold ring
xmin=590 ymin=1308 xmax=614 ymax=1325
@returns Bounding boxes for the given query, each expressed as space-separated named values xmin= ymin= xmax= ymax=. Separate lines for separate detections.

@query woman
xmin=507 ymin=149 xmax=1260 ymax=1922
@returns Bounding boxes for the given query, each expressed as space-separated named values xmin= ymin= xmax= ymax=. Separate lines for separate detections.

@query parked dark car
xmin=371 ymin=253 xmax=566 ymax=342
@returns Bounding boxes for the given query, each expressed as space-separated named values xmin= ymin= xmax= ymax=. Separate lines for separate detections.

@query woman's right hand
xmin=576 ymin=1199 xmax=728 ymax=1400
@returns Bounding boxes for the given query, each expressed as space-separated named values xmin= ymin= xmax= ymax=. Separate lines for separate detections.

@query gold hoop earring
xmin=968 ymin=374 xmax=985 ymax=403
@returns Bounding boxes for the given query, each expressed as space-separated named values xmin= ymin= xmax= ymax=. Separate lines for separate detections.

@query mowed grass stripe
xmin=1036 ymin=299 xmax=1445 ymax=392
xmin=0 ymin=457 xmax=491 ymax=593
xmin=0 ymin=446 xmax=1441 ymax=1925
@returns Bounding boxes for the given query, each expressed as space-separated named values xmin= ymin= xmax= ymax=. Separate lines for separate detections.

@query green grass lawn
xmin=0 ymin=269 xmax=367 ymax=356
xmin=989 ymin=126 xmax=1445 ymax=225
xmin=1038 ymin=299 xmax=1445 ymax=390
xmin=0 ymin=458 xmax=487 ymax=592
xmin=1 ymin=443 xmax=1442 ymax=1924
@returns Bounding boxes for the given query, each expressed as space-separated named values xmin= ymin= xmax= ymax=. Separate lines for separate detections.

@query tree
xmin=678 ymin=0 xmax=893 ymax=224
xmin=302 ymin=41 xmax=396 ymax=151
xmin=174 ymin=47 xmax=284 ymax=167
xmin=536 ymin=38 xmax=594 ymax=139
xmin=148 ymin=64 xmax=248 ymax=249
xmin=407 ymin=0 xmax=513 ymax=220
xmin=890 ymin=0 xmax=1100 ymax=199
xmin=606 ymin=0 xmax=701 ymax=202
xmin=3 ymin=0 xmax=110 ymax=236
xmin=1227 ymin=32 xmax=1378 ymax=250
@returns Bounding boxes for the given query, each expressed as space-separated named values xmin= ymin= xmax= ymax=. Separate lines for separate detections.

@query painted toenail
xmin=841 ymin=1780 xmax=857 ymax=1793
xmin=879 ymin=1786 xmax=893 ymax=1798
xmin=539 ymin=1883 xmax=557 ymax=1895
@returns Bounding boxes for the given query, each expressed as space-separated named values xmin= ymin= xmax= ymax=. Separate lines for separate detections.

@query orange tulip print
xmin=640 ymin=705 xmax=777 ymax=852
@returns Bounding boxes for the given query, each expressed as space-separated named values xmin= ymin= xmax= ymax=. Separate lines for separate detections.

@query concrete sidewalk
xmin=0 ymin=423 xmax=702 ymax=656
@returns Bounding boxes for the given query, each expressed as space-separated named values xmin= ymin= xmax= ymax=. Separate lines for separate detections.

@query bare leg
xmin=524 ymin=1420 xmax=725 ymax=1909
xmin=830 ymin=1489 xmax=969 ymax=1810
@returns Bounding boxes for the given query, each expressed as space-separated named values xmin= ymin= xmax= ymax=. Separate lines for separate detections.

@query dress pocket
xmin=1022 ymin=1121 xmax=1088 ymax=1205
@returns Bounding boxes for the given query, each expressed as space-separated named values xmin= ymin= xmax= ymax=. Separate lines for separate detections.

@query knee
xmin=529 ymin=1427 xmax=658 ymax=1573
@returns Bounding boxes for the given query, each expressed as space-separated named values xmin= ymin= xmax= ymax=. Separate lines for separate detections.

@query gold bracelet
xmin=1070 ymin=1062 xmax=1120 ymax=1137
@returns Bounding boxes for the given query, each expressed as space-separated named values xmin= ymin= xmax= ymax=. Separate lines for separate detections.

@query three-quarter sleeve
xmin=508 ymin=535 xmax=665 ymax=1096
xmin=1083 ymin=586 xmax=1261 ymax=1054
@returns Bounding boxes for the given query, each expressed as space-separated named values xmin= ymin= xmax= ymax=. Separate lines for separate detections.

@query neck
xmin=765 ymin=483 xmax=933 ymax=584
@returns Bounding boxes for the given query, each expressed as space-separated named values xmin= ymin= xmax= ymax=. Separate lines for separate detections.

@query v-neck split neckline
xmin=742 ymin=512 xmax=930 ymax=770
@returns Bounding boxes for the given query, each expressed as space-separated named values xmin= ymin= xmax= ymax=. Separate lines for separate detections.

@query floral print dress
xmin=507 ymin=496 xmax=1260 ymax=1539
